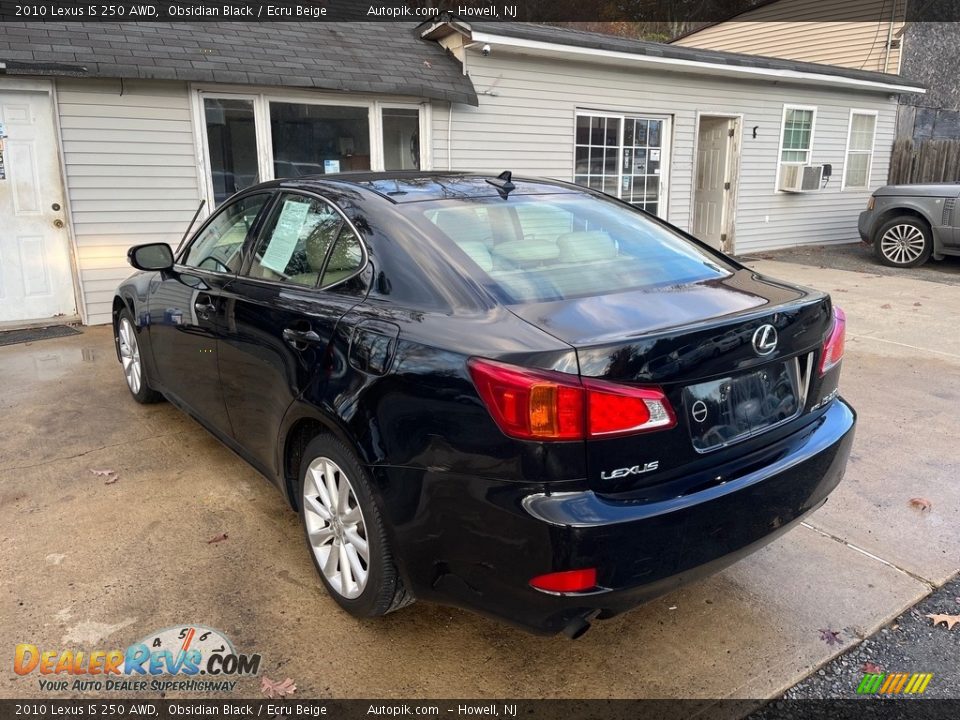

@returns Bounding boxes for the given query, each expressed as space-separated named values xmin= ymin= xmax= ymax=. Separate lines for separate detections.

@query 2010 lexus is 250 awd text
xmin=113 ymin=172 xmax=854 ymax=638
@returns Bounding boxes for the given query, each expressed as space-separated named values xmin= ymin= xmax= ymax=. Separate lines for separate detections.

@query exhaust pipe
xmin=562 ymin=611 xmax=600 ymax=640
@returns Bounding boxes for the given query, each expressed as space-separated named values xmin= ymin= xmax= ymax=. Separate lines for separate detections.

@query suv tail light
xmin=467 ymin=358 xmax=676 ymax=441
xmin=819 ymin=306 xmax=846 ymax=375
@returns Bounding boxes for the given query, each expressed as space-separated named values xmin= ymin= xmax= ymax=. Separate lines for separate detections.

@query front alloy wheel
xmin=875 ymin=217 xmax=932 ymax=268
xmin=118 ymin=317 xmax=142 ymax=395
xmin=116 ymin=309 xmax=161 ymax=404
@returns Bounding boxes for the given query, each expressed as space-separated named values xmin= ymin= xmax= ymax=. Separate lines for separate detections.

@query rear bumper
xmin=376 ymin=399 xmax=856 ymax=635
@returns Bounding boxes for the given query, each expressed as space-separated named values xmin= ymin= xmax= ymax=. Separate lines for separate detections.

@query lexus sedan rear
xmin=114 ymin=172 xmax=855 ymax=637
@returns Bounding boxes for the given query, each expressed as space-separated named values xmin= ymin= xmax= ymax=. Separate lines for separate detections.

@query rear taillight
xmin=530 ymin=568 xmax=597 ymax=593
xmin=467 ymin=358 xmax=675 ymax=441
xmin=583 ymin=378 xmax=676 ymax=438
xmin=819 ymin=306 xmax=846 ymax=375
xmin=467 ymin=359 xmax=584 ymax=439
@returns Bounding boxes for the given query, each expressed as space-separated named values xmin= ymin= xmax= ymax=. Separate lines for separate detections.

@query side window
xmin=320 ymin=227 xmax=364 ymax=288
xmin=182 ymin=193 xmax=269 ymax=272
xmin=777 ymin=105 xmax=816 ymax=191
xmin=247 ymin=193 xmax=343 ymax=287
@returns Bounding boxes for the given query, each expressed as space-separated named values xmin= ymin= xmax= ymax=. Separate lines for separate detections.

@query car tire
xmin=298 ymin=434 xmax=413 ymax=617
xmin=116 ymin=308 xmax=163 ymax=404
xmin=873 ymin=216 xmax=932 ymax=268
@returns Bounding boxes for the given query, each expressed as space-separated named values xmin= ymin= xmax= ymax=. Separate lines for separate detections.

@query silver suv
xmin=858 ymin=183 xmax=960 ymax=268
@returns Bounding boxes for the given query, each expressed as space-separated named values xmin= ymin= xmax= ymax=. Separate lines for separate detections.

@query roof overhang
xmin=430 ymin=22 xmax=925 ymax=95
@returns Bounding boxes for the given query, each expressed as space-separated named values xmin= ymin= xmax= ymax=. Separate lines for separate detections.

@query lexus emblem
xmin=752 ymin=324 xmax=778 ymax=356
xmin=691 ymin=400 xmax=708 ymax=424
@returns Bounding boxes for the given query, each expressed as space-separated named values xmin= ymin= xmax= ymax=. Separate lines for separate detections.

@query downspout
xmin=883 ymin=0 xmax=897 ymax=73
xmin=447 ymin=102 xmax=453 ymax=171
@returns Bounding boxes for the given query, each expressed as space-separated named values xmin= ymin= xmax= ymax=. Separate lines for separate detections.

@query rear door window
xmin=245 ymin=193 xmax=344 ymax=287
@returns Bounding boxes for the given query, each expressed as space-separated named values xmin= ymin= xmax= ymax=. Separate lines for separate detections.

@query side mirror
xmin=128 ymin=243 xmax=174 ymax=272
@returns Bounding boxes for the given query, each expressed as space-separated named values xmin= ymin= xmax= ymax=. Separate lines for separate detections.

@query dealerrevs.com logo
xmin=856 ymin=672 xmax=934 ymax=695
xmin=14 ymin=625 xmax=261 ymax=693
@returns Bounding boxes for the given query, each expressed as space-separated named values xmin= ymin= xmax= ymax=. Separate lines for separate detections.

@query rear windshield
xmin=406 ymin=193 xmax=732 ymax=304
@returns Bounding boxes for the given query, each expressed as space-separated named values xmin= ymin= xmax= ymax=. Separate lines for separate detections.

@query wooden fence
xmin=888 ymin=138 xmax=960 ymax=184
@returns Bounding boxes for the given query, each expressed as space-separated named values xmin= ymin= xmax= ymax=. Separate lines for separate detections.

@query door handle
xmin=194 ymin=298 xmax=217 ymax=319
xmin=283 ymin=328 xmax=322 ymax=347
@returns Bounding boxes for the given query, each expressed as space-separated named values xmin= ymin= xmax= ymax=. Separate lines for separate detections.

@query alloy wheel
xmin=302 ymin=456 xmax=370 ymax=599
xmin=879 ymin=224 xmax=926 ymax=265
xmin=118 ymin=317 xmax=142 ymax=395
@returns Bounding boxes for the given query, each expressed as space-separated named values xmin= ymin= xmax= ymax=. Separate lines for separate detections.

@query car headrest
xmin=492 ymin=239 xmax=560 ymax=266
xmin=556 ymin=231 xmax=617 ymax=263
xmin=458 ymin=241 xmax=494 ymax=272
xmin=434 ymin=208 xmax=493 ymax=246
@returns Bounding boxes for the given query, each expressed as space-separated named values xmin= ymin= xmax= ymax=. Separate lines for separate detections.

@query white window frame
xmin=190 ymin=84 xmax=432 ymax=212
xmin=775 ymin=104 xmax=817 ymax=192
xmin=841 ymin=109 xmax=878 ymax=191
xmin=375 ymin=100 xmax=431 ymax=172
xmin=572 ymin=108 xmax=672 ymax=217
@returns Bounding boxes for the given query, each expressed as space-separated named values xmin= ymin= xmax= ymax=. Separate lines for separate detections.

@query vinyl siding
xmin=673 ymin=0 xmax=904 ymax=74
xmin=437 ymin=50 xmax=896 ymax=254
xmin=56 ymin=78 xmax=202 ymax=325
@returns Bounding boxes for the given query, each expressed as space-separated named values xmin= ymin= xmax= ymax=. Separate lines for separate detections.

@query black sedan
xmin=114 ymin=172 xmax=854 ymax=637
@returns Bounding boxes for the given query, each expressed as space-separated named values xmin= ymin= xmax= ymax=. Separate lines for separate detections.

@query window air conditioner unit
xmin=780 ymin=164 xmax=823 ymax=193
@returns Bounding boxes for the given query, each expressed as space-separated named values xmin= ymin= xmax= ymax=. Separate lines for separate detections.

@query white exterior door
xmin=0 ymin=86 xmax=76 ymax=324
xmin=694 ymin=116 xmax=735 ymax=250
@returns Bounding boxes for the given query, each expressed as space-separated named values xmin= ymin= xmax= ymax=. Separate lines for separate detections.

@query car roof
xmin=265 ymin=172 xmax=583 ymax=204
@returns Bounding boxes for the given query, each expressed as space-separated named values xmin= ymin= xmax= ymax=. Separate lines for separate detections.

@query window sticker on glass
xmin=261 ymin=199 xmax=312 ymax=274
xmin=650 ymin=149 xmax=661 ymax=162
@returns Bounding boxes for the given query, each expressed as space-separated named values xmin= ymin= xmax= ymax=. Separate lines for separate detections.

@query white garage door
xmin=0 ymin=84 xmax=76 ymax=324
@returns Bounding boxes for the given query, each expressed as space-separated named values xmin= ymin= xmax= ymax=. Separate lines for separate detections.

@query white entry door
xmin=693 ymin=116 xmax=736 ymax=251
xmin=0 ymin=86 xmax=76 ymax=324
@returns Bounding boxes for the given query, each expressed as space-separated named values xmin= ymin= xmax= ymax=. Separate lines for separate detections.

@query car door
xmin=147 ymin=191 xmax=272 ymax=434
xmin=218 ymin=191 xmax=370 ymax=474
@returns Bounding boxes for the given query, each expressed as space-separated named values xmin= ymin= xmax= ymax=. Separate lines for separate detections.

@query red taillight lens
xmin=584 ymin=379 xmax=676 ymax=437
xmin=467 ymin=359 xmax=584 ymax=440
xmin=530 ymin=568 xmax=598 ymax=593
xmin=468 ymin=358 xmax=675 ymax=441
xmin=819 ymin=306 xmax=846 ymax=375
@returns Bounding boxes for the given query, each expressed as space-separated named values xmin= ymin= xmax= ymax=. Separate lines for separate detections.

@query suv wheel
xmin=874 ymin=216 xmax=932 ymax=268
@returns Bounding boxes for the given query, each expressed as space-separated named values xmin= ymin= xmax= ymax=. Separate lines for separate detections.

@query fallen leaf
xmin=818 ymin=628 xmax=842 ymax=646
xmin=422 ymin=60 xmax=432 ymax=68
xmin=927 ymin=613 xmax=960 ymax=630
xmin=260 ymin=676 xmax=296 ymax=698
xmin=862 ymin=662 xmax=883 ymax=674
xmin=913 ymin=302 xmax=922 ymax=307
xmin=207 ymin=533 xmax=228 ymax=544
xmin=909 ymin=497 xmax=932 ymax=512
xmin=880 ymin=303 xmax=892 ymax=309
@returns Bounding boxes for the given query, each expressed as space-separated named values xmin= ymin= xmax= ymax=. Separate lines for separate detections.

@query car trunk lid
xmin=507 ymin=269 xmax=833 ymax=493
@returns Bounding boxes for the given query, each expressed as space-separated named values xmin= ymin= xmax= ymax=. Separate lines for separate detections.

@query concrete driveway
xmin=1 ymin=255 xmax=957 ymax=702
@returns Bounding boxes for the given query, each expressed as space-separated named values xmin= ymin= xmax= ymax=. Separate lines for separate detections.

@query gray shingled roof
xmin=468 ymin=22 xmax=925 ymax=91
xmin=0 ymin=22 xmax=478 ymax=105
